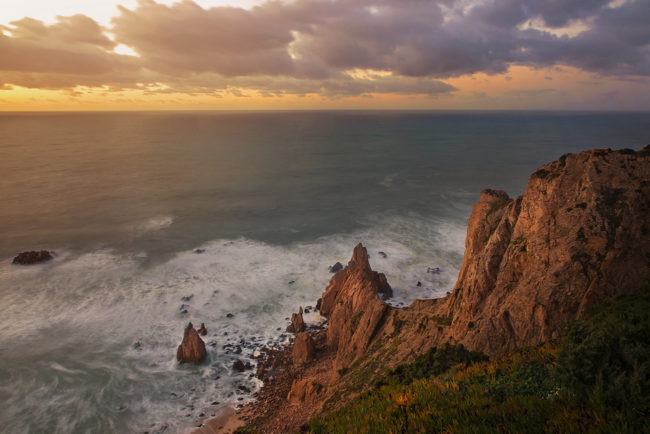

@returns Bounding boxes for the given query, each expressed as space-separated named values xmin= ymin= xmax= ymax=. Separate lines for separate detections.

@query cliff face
xmin=321 ymin=148 xmax=650 ymax=369
xmin=442 ymin=148 xmax=650 ymax=355
xmin=320 ymin=244 xmax=393 ymax=369
xmin=238 ymin=147 xmax=650 ymax=432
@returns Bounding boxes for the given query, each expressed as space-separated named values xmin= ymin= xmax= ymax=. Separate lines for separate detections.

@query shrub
xmin=387 ymin=343 xmax=487 ymax=386
xmin=558 ymin=281 xmax=650 ymax=413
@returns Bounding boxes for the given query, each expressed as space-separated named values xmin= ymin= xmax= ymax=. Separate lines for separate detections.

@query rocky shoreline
xmin=188 ymin=146 xmax=650 ymax=433
xmin=10 ymin=146 xmax=650 ymax=433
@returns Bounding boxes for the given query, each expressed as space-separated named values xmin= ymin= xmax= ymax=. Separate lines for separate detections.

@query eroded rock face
xmin=286 ymin=307 xmax=305 ymax=333
xmin=323 ymin=148 xmax=650 ymax=364
xmin=176 ymin=323 xmax=207 ymax=364
xmin=287 ymin=378 xmax=322 ymax=404
xmin=292 ymin=332 xmax=316 ymax=365
xmin=12 ymin=250 xmax=53 ymax=265
xmin=320 ymin=243 xmax=393 ymax=369
xmin=438 ymin=147 xmax=650 ymax=355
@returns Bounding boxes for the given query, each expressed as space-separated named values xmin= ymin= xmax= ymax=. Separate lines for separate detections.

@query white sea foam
xmin=0 ymin=214 xmax=465 ymax=433
xmin=135 ymin=215 xmax=174 ymax=234
xmin=380 ymin=172 xmax=399 ymax=187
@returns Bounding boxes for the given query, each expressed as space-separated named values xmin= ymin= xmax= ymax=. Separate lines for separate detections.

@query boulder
xmin=12 ymin=250 xmax=53 ymax=265
xmin=256 ymin=362 xmax=266 ymax=380
xmin=292 ymin=332 xmax=316 ymax=365
xmin=233 ymin=359 xmax=246 ymax=372
xmin=198 ymin=323 xmax=207 ymax=336
xmin=176 ymin=322 xmax=207 ymax=364
xmin=328 ymin=262 xmax=343 ymax=273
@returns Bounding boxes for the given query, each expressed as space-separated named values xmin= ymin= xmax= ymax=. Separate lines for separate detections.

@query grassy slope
xmin=309 ymin=284 xmax=650 ymax=433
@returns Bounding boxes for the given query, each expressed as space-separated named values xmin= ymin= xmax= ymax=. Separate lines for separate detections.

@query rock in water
xmin=176 ymin=322 xmax=207 ymax=364
xmin=328 ymin=262 xmax=343 ymax=273
xmin=198 ymin=323 xmax=207 ymax=336
xmin=233 ymin=359 xmax=246 ymax=372
xmin=286 ymin=307 xmax=305 ymax=333
xmin=292 ymin=332 xmax=316 ymax=365
xmin=12 ymin=250 xmax=53 ymax=265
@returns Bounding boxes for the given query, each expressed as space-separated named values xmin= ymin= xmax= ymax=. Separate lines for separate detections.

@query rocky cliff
xmin=320 ymin=243 xmax=392 ymax=370
xmin=438 ymin=147 xmax=650 ymax=355
xmin=234 ymin=146 xmax=650 ymax=432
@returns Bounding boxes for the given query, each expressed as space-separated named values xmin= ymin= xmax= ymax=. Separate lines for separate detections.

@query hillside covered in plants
xmin=308 ymin=282 xmax=650 ymax=433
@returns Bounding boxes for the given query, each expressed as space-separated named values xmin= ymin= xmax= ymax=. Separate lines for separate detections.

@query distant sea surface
xmin=1 ymin=111 xmax=648 ymax=433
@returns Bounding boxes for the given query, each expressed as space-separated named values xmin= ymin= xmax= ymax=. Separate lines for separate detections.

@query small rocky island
xmin=12 ymin=250 xmax=53 ymax=265
xmin=177 ymin=322 xmax=207 ymax=365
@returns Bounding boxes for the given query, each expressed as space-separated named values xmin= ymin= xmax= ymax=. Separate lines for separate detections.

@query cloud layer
xmin=0 ymin=0 xmax=648 ymax=97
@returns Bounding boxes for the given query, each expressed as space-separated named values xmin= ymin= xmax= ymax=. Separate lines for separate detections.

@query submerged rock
xmin=176 ymin=322 xmax=207 ymax=365
xmin=12 ymin=250 xmax=53 ymax=265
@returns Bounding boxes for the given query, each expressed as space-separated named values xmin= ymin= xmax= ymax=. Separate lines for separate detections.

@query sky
xmin=0 ymin=0 xmax=648 ymax=111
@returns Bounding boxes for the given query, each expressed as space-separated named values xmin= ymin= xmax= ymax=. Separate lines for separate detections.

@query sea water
xmin=1 ymin=111 xmax=648 ymax=433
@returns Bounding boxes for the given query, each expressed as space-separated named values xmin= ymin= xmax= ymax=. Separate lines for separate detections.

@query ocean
xmin=1 ymin=110 xmax=648 ymax=433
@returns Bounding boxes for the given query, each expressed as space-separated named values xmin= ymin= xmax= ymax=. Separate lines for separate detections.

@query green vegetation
xmin=382 ymin=343 xmax=487 ymax=387
xmin=558 ymin=282 xmax=650 ymax=413
xmin=309 ymin=283 xmax=650 ymax=433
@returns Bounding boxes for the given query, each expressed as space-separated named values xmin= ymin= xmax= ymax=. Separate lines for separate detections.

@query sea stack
xmin=287 ymin=307 xmax=305 ymax=333
xmin=176 ymin=322 xmax=207 ymax=364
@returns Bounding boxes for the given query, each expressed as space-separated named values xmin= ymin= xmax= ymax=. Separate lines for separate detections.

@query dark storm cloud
xmin=0 ymin=0 xmax=648 ymax=95
xmin=519 ymin=0 xmax=650 ymax=75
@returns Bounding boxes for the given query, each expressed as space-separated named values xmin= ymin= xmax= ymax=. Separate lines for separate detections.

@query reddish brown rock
xmin=256 ymin=362 xmax=266 ymax=380
xmin=381 ymin=147 xmax=650 ymax=358
xmin=198 ymin=323 xmax=207 ymax=336
xmin=439 ymin=148 xmax=650 ymax=355
xmin=287 ymin=378 xmax=323 ymax=404
xmin=12 ymin=250 xmax=53 ymax=265
xmin=319 ymin=243 xmax=393 ymax=369
xmin=176 ymin=322 xmax=207 ymax=365
xmin=286 ymin=307 xmax=305 ymax=333
xmin=292 ymin=332 xmax=316 ymax=365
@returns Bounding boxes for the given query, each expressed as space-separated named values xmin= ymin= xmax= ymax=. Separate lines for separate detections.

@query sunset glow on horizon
xmin=1 ymin=0 xmax=649 ymax=111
